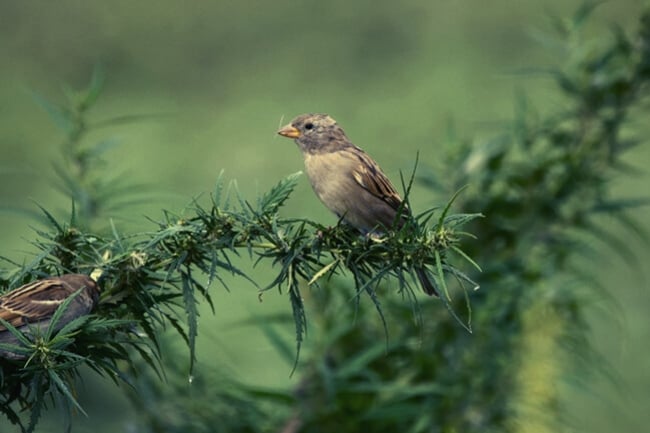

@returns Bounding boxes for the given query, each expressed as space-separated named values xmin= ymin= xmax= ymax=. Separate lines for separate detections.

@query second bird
xmin=277 ymin=113 xmax=438 ymax=296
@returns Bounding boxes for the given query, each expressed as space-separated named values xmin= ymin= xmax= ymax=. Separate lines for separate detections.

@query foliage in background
xmin=0 ymin=73 xmax=479 ymax=432
xmin=29 ymin=68 xmax=156 ymax=232
xmin=281 ymin=6 xmax=650 ymax=433
xmin=124 ymin=339 xmax=276 ymax=433
xmin=0 ymin=4 xmax=648 ymax=433
xmin=127 ymin=5 xmax=650 ymax=433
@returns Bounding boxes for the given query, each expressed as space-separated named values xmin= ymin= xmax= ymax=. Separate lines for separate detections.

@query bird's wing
xmin=344 ymin=146 xmax=406 ymax=212
xmin=0 ymin=279 xmax=72 ymax=330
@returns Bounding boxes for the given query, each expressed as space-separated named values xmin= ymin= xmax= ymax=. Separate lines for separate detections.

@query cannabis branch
xmin=0 ymin=161 xmax=479 ymax=432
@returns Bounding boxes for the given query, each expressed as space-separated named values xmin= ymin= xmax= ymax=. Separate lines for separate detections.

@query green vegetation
xmin=0 ymin=65 xmax=480 ymax=432
xmin=0 ymin=2 xmax=648 ymax=433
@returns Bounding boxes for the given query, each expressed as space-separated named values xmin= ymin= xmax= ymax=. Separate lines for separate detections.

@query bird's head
xmin=277 ymin=113 xmax=349 ymax=153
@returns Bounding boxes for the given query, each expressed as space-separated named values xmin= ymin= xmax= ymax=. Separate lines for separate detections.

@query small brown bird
xmin=0 ymin=274 xmax=100 ymax=359
xmin=278 ymin=113 xmax=438 ymax=296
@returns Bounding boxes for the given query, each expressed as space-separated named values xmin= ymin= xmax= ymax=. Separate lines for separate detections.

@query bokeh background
xmin=1 ymin=1 xmax=648 ymax=432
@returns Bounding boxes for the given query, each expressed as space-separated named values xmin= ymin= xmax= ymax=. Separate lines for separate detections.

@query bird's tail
xmin=416 ymin=268 xmax=439 ymax=297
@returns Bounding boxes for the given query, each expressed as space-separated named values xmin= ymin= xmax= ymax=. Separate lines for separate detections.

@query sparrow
xmin=0 ymin=274 xmax=100 ymax=359
xmin=278 ymin=113 xmax=438 ymax=296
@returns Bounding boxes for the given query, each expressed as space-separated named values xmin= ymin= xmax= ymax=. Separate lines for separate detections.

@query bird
xmin=0 ymin=274 xmax=100 ymax=359
xmin=277 ymin=113 xmax=438 ymax=296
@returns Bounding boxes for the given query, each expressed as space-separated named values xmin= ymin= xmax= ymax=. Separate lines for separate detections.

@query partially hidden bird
xmin=277 ymin=113 xmax=438 ymax=296
xmin=0 ymin=274 xmax=100 ymax=359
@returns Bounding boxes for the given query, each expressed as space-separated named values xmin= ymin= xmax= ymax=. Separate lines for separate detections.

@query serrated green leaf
xmin=257 ymin=171 xmax=302 ymax=215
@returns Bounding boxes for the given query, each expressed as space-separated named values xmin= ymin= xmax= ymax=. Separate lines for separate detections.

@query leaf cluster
xmin=120 ymin=6 xmax=650 ymax=432
xmin=240 ymin=5 xmax=650 ymax=433
xmin=0 ymin=123 xmax=479 ymax=431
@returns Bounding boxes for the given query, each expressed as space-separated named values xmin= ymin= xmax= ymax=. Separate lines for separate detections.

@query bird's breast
xmin=303 ymin=153 xmax=350 ymax=213
xmin=302 ymin=152 xmax=395 ymax=232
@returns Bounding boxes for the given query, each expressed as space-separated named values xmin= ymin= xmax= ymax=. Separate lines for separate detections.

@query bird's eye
xmin=304 ymin=122 xmax=314 ymax=130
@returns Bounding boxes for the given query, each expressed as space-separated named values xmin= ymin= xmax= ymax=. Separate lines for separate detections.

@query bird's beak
xmin=277 ymin=124 xmax=301 ymax=139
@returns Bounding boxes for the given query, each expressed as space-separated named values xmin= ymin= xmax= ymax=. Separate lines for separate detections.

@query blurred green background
xmin=1 ymin=1 xmax=648 ymax=431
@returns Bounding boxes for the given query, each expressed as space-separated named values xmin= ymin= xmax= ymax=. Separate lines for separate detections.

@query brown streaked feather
xmin=345 ymin=146 xmax=405 ymax=213
xmin=0 ymin=275 xmax=98 ymax=331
